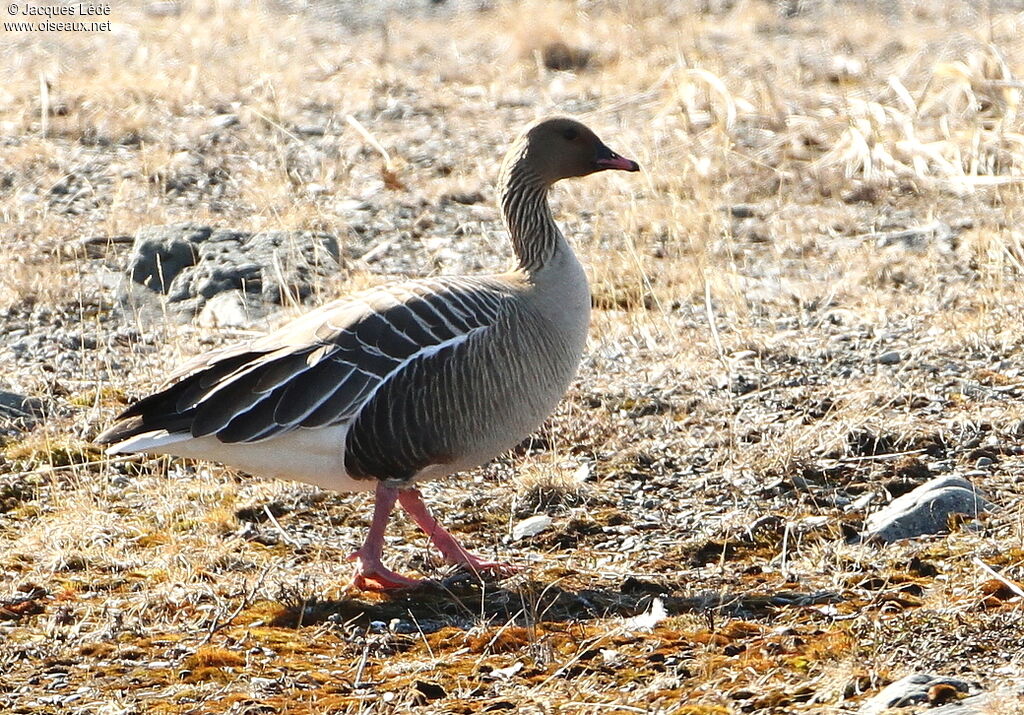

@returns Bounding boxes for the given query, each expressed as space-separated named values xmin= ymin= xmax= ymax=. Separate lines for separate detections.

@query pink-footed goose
xmin=96 ymin=117 xmax=639 ymax=591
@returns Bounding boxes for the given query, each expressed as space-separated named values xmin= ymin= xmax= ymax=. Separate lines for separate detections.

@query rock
xmin=208 ymin=113 xmax=239 ymax=130
xmin=0 ymin=390 xmax=45 ymax=433
xmin=122 ymin=223 xmax=343 ymax=323
xmin=440 ymin=190 xmax=485 ymax=206
xmin=336 ymin=199 xmax=370 ymax=213
xmin=511 ymin=514 xmax=553 ymax=541
xmin=63 ymin=234 xmax=134 ymax=259
xmin=841 ymin=184 xmax=877 ymax=204
xmin=726 ymin=204 xmax=761 ymax=218
xmin=198 ymin=291 xmax=251 ymax=329
xmin=876 ymin=350 xmax=903 ymax=365
xmin=541 ymin=41 xmax=591 ymax=71
xmin=861 ymin=476 xmax=991 ymax=543
xmin=929 ymin=681 xmax=1024 ymax=714
xmin=866 ymin=221 xmax=956 ymax=251
xmin=128 ymin=223 xmax=211 ymax=293
xmin=732 ymin=217 xmax=772 ymax=243
xmin=828 ymin=54 xmax=865 ymax=82
xmin=486 ymin=662 xmax=524 ymax=680
xmin=861 ymin=674 xmax=973 ymax=713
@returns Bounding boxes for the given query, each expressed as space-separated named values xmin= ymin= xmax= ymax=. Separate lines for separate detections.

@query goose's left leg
xmin=397 ymin=488 xmax=517 ymax=577
xmin=347 ymin=482 xmax=424 ymax=591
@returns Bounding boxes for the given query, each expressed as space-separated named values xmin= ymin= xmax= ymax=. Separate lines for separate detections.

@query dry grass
xmin=5 ymin=0 xmax=1024 ymax=712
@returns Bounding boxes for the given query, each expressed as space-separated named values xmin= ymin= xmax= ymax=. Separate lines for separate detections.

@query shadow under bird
xmin=96 ymin=117 xmax=640 ymax=591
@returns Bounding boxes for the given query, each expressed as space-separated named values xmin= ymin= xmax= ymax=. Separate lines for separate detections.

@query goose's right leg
xmin=397 ymin=488 xmax=516 ymax=578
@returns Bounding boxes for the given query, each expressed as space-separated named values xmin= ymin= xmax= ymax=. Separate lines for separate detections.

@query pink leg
xmin=397 ymin=488 xmax=517 ymax=578
xmin=347 ymin=482 xmax=423 ymax=591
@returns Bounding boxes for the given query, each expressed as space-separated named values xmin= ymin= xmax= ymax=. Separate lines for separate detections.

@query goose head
xmin=512 ymin=117 xmax=640 ymax=186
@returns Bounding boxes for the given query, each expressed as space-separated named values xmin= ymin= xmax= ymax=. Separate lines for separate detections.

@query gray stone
xmin=0 ymin=390 xmax=45 ymax=432
xmin=336 ymin=198 xmax=370 ymax=213
xmin=868 ymin=220 xmax=957 ymax=251
xmin=208 ymin=114 xmax=239 ymax=130
xmin=862 ymin=476 xmax=991 ymax=543
xmin=128 ymin=223 xmax=210 ymax=293
xmin=122 ymin=224 xmax=343 ymax=322
xmin=198 ymin=291 xmax=252 ymax=329
xmin=930 ymin=682 xmax=1024 ymax=714
xmin=876 ymin=350 xmax=903 ymax=365
xmin=861 ymin=673 xmax=973 ymax=713
xmin=511 ymin=514 xmax=553 ymax=541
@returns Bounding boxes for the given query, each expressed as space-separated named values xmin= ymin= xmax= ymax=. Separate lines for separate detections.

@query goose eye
xmin=562 ymin=128 xmax=579 ymax=141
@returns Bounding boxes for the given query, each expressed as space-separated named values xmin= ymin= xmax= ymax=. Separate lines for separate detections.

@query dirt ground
xmin=4 ymin=0 xmax=1024 ymax=712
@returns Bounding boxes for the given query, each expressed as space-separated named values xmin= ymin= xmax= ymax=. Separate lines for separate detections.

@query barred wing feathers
xmin=97 ymin=277 xmax=510 ymax=450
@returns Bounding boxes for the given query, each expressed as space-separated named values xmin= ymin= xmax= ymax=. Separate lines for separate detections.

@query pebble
xmin=726 ymin=204 xmax=761 ymax=218
xmin=0 ymin=390 xmax=45 ymax=420
xmin=487 ymin=662 xmax=524 ymax=680
xmin=870 ymin=220 xmax=956 ymax=250
xmin=511 ymin=514 xmax=553 ymax=541
xmin=336 ymin=199 xmax=371 ymax=213
xmin=249 ymin=677 xmax=280 ymax=692
xmin=876 ymin=350 xmax=903 ymax=365
xmin=600 ymin=649 xmax=627 ymax=667
xmin=861 ymin=673 xmax=972 ymax=713
xmin=208 ymin=114 xmax=239 ymax=130
xmin=198 ymin=291 xmax=251 ymax=329
xmin=0 ymin=389 xmax=46 ymax=433
xmin=929 ymin=680 xmax=1024 ymax=714
xmin=861 ymin=476 xmax=992 ymax=543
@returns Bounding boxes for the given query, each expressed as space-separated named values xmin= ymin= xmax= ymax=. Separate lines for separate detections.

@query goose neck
xmin=498 ymin=167 xmax=564 ymax=274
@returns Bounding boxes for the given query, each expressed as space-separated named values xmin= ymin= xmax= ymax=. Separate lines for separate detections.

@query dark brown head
xmin=507 ymin=117 xmax=640 ymax=186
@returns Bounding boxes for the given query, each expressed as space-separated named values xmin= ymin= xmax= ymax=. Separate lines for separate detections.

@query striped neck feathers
xmin=497 ymin=142 xmax=565 ymax=274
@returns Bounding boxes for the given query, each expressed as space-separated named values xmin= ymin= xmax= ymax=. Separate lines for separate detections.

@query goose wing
xmin=97 ymin=277 xmax=511 ymax=447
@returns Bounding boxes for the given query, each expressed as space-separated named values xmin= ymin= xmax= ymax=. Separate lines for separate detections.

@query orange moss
xmin=799 ymin=629 xmax=856 ymax=663
xmin=234 ymin=599 xmax=291 ymax=626
xmin=980 ymin=578 xmax=1023 ymax=608
xmin=472 ymin=625 xmax=534 ymax=654
xmin=135 ymin=532 xmax=172 ymax=548
xmin=184 ymin=646 xmax=246 ymax=669
xmin=183 ymin=665 xmax=238 ymax=684
xmin=691 ymin=632 xmax=730 ymax=647
xmin=216 ymin=693 xmax=264 ymax=709
xmin=720 ymin=620 xmax=765 ymax=639
xmin=987 ymin=547 xmax=1024 ymax=567
xmin=79 ymin=642 xmax=116 ymax=657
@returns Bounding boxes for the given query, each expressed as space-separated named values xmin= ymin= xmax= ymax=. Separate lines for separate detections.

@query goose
xmin=96 ymin=117 xmax=640 ymax=591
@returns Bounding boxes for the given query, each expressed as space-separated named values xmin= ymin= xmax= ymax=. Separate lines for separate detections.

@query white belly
xmin=106 ymin=424 xmax=374 ymax=492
